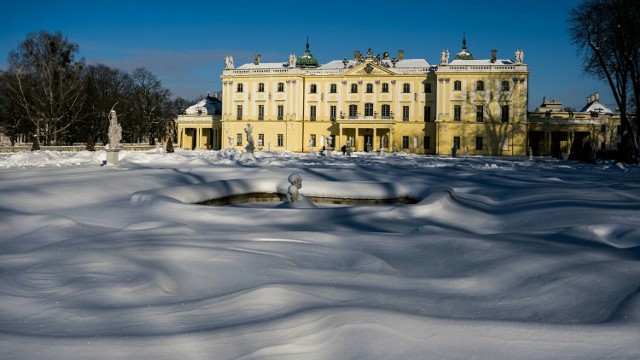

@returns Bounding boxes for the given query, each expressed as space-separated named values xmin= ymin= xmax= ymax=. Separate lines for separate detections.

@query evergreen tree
xmin=166 ymin=136 xmax=174 ymax=153
xmin=85 ymin=134 xmax=95 ymax=151
xmin=31 ymin=135 xmax=40 ymax=151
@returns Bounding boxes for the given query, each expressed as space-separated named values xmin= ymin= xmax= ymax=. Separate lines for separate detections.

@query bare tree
xmin=129 ymin=68 xmax=172 ymax=144
xmin=569 ymin=0 xmax=640 ymax=164
xmin=83 ymin=64 xmax=132 ymax=144
xmin=0 ymin=70 xmax=32 ymax=145
xmin=6 ymin=31 xmax=86 ymax=145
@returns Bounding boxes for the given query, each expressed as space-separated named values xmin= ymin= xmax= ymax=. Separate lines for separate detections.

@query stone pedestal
xmin=106 ymin=148 xmax=121 ymax=166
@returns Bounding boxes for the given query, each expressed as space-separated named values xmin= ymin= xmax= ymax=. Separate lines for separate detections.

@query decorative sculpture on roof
xmin=515 ymin=49 xmax=524 ymax=64
xmin=289 ymin=53 xmax=297 ymax=67
xmin=224 ymin=55 xmax=234 ymax=69
xmin=441 ymin=50 xmax=450 ymax=65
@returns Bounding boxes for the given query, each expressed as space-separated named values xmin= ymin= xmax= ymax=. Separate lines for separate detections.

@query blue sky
xmin=1 ymin=0 xmax=611 ymax=110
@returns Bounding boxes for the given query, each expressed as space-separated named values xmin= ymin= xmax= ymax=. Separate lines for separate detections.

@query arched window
xmin=453 ymin=81 xmax=461 ymax=91
xmin=364 ymin=103 xmax=374 ymax=116
xmin=501 ymin=81 xmax=509 ymax=91
xmin=381 ymin=83 xmax=389 ymax=93
xmin=310 ymin=84 xmax=317 ymax=93
xmin=402 ymin=83 xmax=411 ymax=93
xmin=258 ymin=83 xmax=265 ymax=92
xmin=424 ymin=83 xmax=432 ymax=93
xmin=277 ymin=82 xmax=284 ymax=92
xmin=477 ymin=81 xmax=484 ymax=91
xmin=349 ymin=104 xmax=358 ymax=117
xmin=330 ymin=83 xmax=337 ymax=93
xmin=366 ymin=84 xmax=373 ymax=93
xmin=237 ymin=83 xmax=244 ymax=92
xmin=381 ymin=104 xmax=391 ymax=118
xmin=350 ymin=83 xmax=358 ymax=93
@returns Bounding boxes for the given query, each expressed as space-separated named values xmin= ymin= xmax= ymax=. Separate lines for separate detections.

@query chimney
xmin=398 ymin=49 xmax=404 ymax=60
xmin=594 ymin=92 xmax=599 ymax=101
xmin=491 ymin=49 xmax=497 ymax=63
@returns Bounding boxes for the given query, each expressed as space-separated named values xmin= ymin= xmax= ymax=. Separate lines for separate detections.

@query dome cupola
xmin=297 ymin=37 xmax=319 ymax=68
xmin=454 ymin=33 xmax=474 ymax=60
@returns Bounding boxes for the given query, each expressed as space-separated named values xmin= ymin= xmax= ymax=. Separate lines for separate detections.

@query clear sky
xmin=0 ymin=0 xmax=612 ymax=110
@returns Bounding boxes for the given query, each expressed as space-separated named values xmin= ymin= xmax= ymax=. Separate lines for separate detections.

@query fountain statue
xmin=276 ymin=173 xmax=316 ymax=208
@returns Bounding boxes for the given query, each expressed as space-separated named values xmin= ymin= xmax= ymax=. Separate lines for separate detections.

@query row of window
xmin=236 ymin=104 xmax=509 ymax=122
xmin=453 ymin=105 xmax=510 ymax=122
xmin=235 ymin=104 xmax=433 ymax=122
xmin=236 ymin=80 xmax=512 ymax=94
xmin=232 ymin=133 xmax=494 ymax=152
xmin=236 ymin=82 xmax=434 ymax=94
xmin=398 ymin=136 xmax=483 ymax=150
xmin=453 ymin=80 xmax=511 ymax=92
xmin=235 ymin=133 xmax=285 ymax=147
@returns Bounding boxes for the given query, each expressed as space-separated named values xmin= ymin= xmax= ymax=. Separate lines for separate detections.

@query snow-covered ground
xmin=1 ymin=149 xmax=639 ymax=360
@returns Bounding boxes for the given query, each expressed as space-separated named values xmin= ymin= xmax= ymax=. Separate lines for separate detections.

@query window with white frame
xmin=277 ymin=105 xmax=284 ymax=120
xmin=258 ymin=105 xmax=264 ymax=120
xmin=310 ymin=105 xmax=316 ymax=121
xmin=364 ymin=103 xmax=374 ymax=117
xmin=402 ymin=106 xmax=409 ymax=121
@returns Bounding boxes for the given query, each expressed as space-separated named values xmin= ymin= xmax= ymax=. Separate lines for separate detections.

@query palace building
xmin=177 ymin=37 xmax=530 ymax=155
xmin=528 ymin=92 xmax=621 ymax=159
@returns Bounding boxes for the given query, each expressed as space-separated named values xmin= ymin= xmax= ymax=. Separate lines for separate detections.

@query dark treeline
xmin=0 ymin=30 xmax=197 ymax=146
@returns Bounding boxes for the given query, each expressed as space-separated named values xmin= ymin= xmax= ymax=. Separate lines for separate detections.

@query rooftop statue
xmin=224 ymin=55 xmax=234 ymax=69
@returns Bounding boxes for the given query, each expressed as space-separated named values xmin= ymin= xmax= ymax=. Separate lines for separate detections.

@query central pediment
xmin=343 ymin=62 xmax=398 ymax=76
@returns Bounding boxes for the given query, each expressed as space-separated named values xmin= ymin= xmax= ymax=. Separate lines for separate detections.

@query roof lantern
xmin=454 ymin=33 xmax=474 ymax=60
xmin=297 ymin=37 xmax=319 ymax=68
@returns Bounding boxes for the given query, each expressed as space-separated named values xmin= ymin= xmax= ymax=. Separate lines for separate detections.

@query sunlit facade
xmin=179 ymin=38 xmax=530 ymax=156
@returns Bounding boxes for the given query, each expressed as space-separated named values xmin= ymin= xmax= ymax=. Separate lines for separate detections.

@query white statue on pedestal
xmin=244 ymin=124 xmax=255 ymax=153
xmin=108 ymin=110 xmax=122 ymax=149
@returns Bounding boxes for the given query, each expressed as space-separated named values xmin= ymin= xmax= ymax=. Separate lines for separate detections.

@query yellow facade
xmin=179 ymin=40 xmax=531 ymax=156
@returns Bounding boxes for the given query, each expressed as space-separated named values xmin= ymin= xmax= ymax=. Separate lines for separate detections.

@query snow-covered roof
xmin=449 ymin=59 xmax=515 ymax=66
xmin=185 ymin=95 xmax=221 ymax=115
xmin=235 ymin=58 xmax=431 ymax=70
xmin=580 ymin=99 xmax=612 ymax=114
xmin=236 ymin=62 xmax=289 ymax=69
